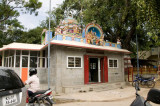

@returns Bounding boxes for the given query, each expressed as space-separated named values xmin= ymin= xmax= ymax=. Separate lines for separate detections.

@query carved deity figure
xmin=85 ymin=32 xmax=92 ymax=44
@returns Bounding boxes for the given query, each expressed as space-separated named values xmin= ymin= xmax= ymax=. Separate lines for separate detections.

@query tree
xmin=19 ymin=27 xmax=43 ymax=44
xmin=40 ymin=17 xmax=56 ymax=34
xmin=0 ymin=0 xmax=42 ymax=23
xmin=53 ymin=0 xmax=160 ymax=57
xmin=0 ymin=0 xmax=42 ymax=47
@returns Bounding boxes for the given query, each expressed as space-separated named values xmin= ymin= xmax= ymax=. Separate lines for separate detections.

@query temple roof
xmin=0 ymin=41 xmax=131 ymax=54
xmin=49 ymin=40 xmax=131 ymax=54
xmin=0 ymin=42 xmax=43 ymax=51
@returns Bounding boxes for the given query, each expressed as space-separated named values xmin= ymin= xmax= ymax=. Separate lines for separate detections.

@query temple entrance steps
xmin=62 ymin=82 xmax=126 ymax=94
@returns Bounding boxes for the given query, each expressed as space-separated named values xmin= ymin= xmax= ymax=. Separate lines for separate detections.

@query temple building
xmin=0 ymin=16 xmax=131 ymax=93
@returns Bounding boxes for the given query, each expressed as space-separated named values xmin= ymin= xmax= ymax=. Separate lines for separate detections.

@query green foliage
xmin=0 ymin=0 xmax=42 ymax=47
xmin=53 ymin=0 xmax=160 ymax=57
xmin=19 ymin=27 xmax=43 ymax=44
xmin=40 ymin=17 xmax=56 ymax=34
xmin=0 ymin=0 xmax=42 ymax=22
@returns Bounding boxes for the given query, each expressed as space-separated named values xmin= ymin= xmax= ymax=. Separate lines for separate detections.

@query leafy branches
xmin=0 ymin=0 xmax=42 ymax=23
xmin=0 ymin=0 xmax=42 ymax=47
xmin=52 ymin=0 xmax=160 ymax=56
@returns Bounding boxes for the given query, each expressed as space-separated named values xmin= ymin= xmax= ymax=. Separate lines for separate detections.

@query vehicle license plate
xmin=2 ymin=94 xmax=17 ymax=105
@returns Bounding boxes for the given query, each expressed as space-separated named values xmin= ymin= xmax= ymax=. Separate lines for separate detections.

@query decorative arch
xmin=85 ymin=23 xmax=103 ymax=39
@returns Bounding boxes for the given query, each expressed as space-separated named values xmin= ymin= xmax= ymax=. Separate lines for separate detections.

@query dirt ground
xmin=53 ymin=81 xmax=160 ymax=106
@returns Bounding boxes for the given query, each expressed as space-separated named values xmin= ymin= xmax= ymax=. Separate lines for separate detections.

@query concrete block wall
xmin=53 ymin=46 xmax=85 ymax=93
xmin=105 ymin=52 xmax=125 ymax=83
xmin=49 ymin=45 xmax=126 ymax=93
xmin=13 ymin=68 xmax=21 ymax=77
xmin=60 ymin=47 xmax=85 ymax=86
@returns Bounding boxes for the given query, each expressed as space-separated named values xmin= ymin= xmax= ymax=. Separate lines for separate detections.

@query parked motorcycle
xmin=132 ymin=75 xmax=155 ymax=88
xmin=26 ymin=88 xmax=54 ymax=106
xmin=131 ymin=81 xmax=160 ymax=106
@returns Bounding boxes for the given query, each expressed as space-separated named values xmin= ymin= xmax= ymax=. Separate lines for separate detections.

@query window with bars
xmin=108 ymin=58 xmax=118 ymax=68
xmin=67 ymin=56 xmax=82 ymax=68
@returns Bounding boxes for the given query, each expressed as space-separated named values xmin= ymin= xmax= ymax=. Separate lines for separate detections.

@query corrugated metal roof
xmin=0 ymin=42 xmax=43 ymax=51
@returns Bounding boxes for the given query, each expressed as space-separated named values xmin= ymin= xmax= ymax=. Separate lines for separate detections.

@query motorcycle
xmin=26 ymin=88 xmax=54 ymax=106
xmin=132 ymin=75 xmax=155 ymax=88
xmin=131 ymin=80 xmax=160 ymax=106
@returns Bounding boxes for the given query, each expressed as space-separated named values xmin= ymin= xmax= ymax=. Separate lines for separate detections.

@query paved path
xmin=53 ymin=83 xmax=160 ymax=106
xmin=54 ymin=86 xmax=149 ymax=102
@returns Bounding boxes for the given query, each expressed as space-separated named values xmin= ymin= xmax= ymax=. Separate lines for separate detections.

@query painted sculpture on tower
xmin=85 ymin=22 xmax=104 ymax=46
xmin=43 ymin=13 xmax=121 ymax=49
xmin=55 ymin=14 xmax=82 ymax=36
xmin=54 ymin=13 xmax=107 ymax=46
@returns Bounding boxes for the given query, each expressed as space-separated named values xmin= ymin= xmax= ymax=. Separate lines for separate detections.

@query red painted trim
xmin=84 ymin=55 xmax=89 ymax=84
xmin=132 ymin=68 xmax=133 ymax=81
xmin=100 ymin=58 xmax=104 ymax=82
xmin=124 ymin=63 xmax=132 ymax=65
xmin=21 ymin=68 xmax=28 ymax=82
xmin=104 ymin=56 xmax=108 ymax=82
xmin=128 ymin=68 xmax=129 ymax=82
xmin=0 ymin=58 xmax=1 ymax=66
xmin=87 ymin=55 xmax=104 ymax=58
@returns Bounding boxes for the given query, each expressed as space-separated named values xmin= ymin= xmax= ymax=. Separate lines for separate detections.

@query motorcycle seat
xmin=32 ymin=90 xmax=48 ymax=96
xmin=141 ymin=77 xmax=152 ymax=80
xmin=146 ymin=88 xmax=160 ymax=104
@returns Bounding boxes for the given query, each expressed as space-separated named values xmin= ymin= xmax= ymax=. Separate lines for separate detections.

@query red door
xmin=21 ymin=68 xmax=28 ymax=82
xmin=100 ymin=58 xmax=104 ymax=82
xmin=104 ymin=56 xmax=108 ymax=82
xmin=84 ymin=55 xmax=108 ymax=84
xmin=21 ymin=56 xmax=28 ymax=82
xmin=84 ymin=55 xmax=89 ymax=84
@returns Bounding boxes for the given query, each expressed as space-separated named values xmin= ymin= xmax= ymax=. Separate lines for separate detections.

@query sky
xmin=17 ymin=0 xmax=64 ymax=30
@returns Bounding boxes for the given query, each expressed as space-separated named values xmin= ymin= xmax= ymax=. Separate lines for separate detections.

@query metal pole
xmin=158 ymin=47 xmax=159 ymax=71
xmin=48 ymin=0 xmax=51 ymax=89
xmin=136 ymin=34 xmax=139 ymax=76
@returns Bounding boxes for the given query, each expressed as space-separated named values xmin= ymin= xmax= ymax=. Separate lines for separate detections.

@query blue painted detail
xmin=117 ymin=44 xmax=121 ymax=49
xmin=52 ymin=35 xmax=57 ymax=40
xmin=153 ymin=66 xmax=157 ymax=68
xmin=112 ymin=44 xmax=115 ymax=47
xmin=105 ymin=42 xmax=110 ymax=46
xmin=45 ymin=31 xmax=52 ymax=44
xmin=88 ymin=27 xmax=101 ymax=38
xmin=53 ymin=35 xmax=57 ymax=40
xmin=83 ymin=39 xmax=86 ymax=43
xmin=92 ymin=40 xmax=96 ymax=45
xmin=82 ymin=29 xmax=85 ymax=38
xmin=65 ymin=36 xmax=72 ymax=41
xmin=57 ymin=35 xmax=63 ymax=40
xmin=75 ymin=38 xmax=81 ymax=42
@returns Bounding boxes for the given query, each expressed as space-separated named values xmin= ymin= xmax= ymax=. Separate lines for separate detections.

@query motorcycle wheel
xmin=39 ymin=100 xmax=52 ymax=106
xmin=147 ymin=81 xmax=155 ymax=88
xmin=132 ymin=81 xmax=139 ymax=87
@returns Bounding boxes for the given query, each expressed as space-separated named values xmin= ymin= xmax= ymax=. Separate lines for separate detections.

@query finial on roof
xmin=92 ymin=20 xmax=96 ymax=24
xmin=68 ymin=12 xmax=73 ymax=18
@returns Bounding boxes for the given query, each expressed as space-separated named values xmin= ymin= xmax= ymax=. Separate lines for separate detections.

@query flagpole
xmin=48 ymin=0 xmax=51 ymax=89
